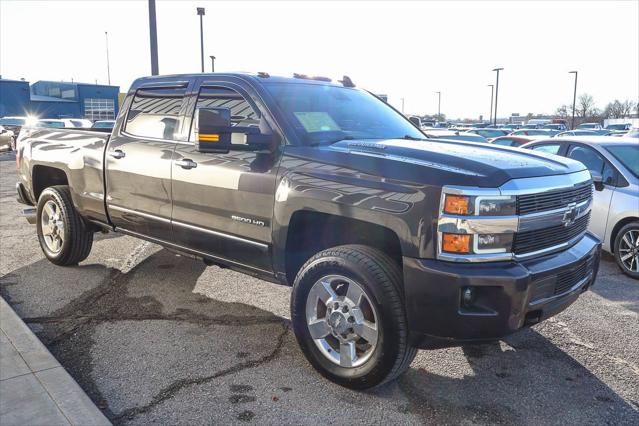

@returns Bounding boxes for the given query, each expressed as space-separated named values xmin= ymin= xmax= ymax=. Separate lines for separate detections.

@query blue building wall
xmin=0 ymin=80 xmax=31 ymax=116
xmin=0 ymin=79 xmax=120 ymax=119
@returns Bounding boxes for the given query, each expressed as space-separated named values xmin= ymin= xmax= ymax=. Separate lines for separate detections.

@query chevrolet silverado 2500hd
xmin=16 ymin=73 xmax=601 ymax=389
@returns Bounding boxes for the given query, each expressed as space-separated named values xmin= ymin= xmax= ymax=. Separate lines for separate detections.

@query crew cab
xmin=15 ymin=73 xmax=601 ymax=389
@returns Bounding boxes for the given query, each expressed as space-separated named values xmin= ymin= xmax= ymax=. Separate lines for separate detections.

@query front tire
xmin=291 ymin=245 xmax=417 ymax=389
xmin=614 ymin=222 xmax=639 ymax=279
xmin=36 ymin=186 xmax=93 ymax=266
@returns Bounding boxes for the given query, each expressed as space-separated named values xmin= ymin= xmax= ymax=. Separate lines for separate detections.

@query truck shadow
xmin=1 ymin=250 xmax=637 ymax=425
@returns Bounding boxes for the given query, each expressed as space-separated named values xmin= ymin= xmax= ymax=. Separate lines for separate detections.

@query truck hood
xmin=284 ymin=138 xmax=586 ymax=188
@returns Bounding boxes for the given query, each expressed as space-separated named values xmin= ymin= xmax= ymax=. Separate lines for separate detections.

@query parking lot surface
xmin=1 ymin=151 xmax=638 ymax=425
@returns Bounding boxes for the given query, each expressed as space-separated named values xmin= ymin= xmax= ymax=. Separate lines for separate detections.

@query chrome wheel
xmin=618 ymin=229 xmax=639 ymax=273
xmin=41 ymin=200 xmax=64 ymax=253
xmin=305 ymin=275 xmax=379 ymax=368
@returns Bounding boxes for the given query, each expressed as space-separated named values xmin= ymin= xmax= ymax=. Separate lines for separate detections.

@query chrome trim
xmin=108 ymin=204 xmax=171 ymax=223
xmin=436 ymin=170 xmax=594 ymax=263
xmin=109 ymin=204 xmax=268 ymax=249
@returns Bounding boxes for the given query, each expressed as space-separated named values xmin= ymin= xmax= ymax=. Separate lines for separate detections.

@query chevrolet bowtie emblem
xmin=561 ymin=203 xmax=578 ymax=227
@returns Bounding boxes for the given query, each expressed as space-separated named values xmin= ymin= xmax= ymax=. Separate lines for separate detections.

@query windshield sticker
xmin=294 ymin=112 xmax=341 ymax=133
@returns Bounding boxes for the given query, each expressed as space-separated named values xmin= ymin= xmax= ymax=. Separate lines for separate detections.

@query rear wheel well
xmin=32 ymin=166 xmax=69 ymax=201
xmin=284 ymin=211 xmax=403 ymax=285
xmin=610 ymin=217 xmax=639 ymax=253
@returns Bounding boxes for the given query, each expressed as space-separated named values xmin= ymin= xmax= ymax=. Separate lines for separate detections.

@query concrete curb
xmin=0 ymin=296 xmax=111 ymax=426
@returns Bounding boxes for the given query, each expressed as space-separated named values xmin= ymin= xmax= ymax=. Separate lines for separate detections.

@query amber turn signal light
xmin=442 ymin=233 xmax=471 ymax=253
xmin=444 ymin=195 xmax=470 ymax=215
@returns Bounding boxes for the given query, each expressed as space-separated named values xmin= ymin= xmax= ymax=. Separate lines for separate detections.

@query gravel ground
xmin=1 ymin=151 xmax=637 ymax=425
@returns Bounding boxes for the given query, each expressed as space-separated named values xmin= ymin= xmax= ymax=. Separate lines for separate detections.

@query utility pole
xmin=105 ymin=31 xmax=111 ymax=85
xmin=488 ymin=84 xmax=495 ymax=123
xmin=148 ymin=0 xmax=159 ymax=75
xmin=197 ymin=7 xmax=205 ymax=73
xmin=210 ymin=55 xmax=216 ymax=72
xmin=436 ymin=91 xmax=441 ymax=121
xmin=569 ymin=71 xmax=578 ymax=129
xmin=492 ymin=67 xmax=504 ymax=126
xmin=401 ymin=97 xmax=405 ymax=114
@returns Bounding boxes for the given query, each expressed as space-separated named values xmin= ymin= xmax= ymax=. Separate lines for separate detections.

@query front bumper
xmin=403 ymin=232 xmax=601 ymax=349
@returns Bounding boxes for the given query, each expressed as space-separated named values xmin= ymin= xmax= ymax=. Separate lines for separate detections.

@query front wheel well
xmin=284 ymin=211 xmax=403 ymax=285
xmin=32 ymin=166 xmax=69 ymax=201
xmin=610 ymin=217 xmax=639 ymax=253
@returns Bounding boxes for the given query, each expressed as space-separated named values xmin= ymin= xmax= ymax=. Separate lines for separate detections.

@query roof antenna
xmin=339 ymin=75 xmax=355 ymax=88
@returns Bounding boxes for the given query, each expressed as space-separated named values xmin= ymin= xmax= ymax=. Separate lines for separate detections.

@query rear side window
xmin=125 ymin=86 xmax=186 ymax=140
xmin=532 ymin=144 xmax=560 ymax=154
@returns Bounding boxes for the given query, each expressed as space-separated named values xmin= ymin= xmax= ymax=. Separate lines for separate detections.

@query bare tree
xmin=577 ymin=93 xmax=596 ymax=118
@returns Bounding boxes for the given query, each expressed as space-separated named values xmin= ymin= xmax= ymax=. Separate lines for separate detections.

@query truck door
xmin=105 ymin=82 xmax=190 ymax=239
xmin=170 ymin=81 xmax=281 ymax=272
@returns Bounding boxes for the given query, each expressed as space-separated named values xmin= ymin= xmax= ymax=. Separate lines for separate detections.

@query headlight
xmin=442 ymin=194 xmax=516 ymax=216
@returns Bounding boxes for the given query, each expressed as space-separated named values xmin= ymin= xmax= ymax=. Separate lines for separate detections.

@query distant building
xmin=0 ymin=78 xmax=119 ymax=120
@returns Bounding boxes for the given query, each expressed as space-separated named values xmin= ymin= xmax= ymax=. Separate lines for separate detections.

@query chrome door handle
xmin=109 ymin=149 xmax=125 ymax=159
xmin=175 ymin=159 xmax=197 ymax=169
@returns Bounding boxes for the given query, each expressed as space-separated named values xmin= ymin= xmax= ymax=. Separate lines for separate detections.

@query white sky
xmin=1 ymin=0 xmax=638 ymax=119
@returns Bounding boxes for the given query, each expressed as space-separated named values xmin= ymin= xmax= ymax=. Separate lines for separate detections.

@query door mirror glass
xmin=196 ymin=107 xmax=274 ymax=153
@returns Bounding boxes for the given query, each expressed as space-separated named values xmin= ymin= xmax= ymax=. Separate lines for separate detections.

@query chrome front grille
xmin=517 ymin=184 xmax=592 ymax=215
xmin=513 ymin=212 xmax=590 ymax=255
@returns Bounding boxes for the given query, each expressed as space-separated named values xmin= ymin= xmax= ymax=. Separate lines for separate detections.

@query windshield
xmin=264 ymin=83 xmax=424 ymax=145
xmin=606 ymin=145 xmax=639 ymax=178
xmin=578 ymin=123 xmax=597 ymax=129
xmin=36 ymin=120 xmax=65 ymax=128
xmin=0 ymin=118 xmax=26 ymax=126
xmin=92 ymin=121 xmax=113 ymax=128
xmin=606 ymin=124 xmax=628 ymax=130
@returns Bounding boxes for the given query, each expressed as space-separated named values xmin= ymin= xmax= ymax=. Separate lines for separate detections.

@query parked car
xmin=465 ymin=128 xmax=509 ymax=141
xmin=510 ymin=129 xmax=559 ymax=137
xmin=16 ymin=72 xmax=601 ymax=389
xmin=0 ymin=125 xmax=14 ymax=151
xmin=34 ymin=119 xmax=68 ymax=128
xmin=422 ymin=129 xmax=488 ymax=143
xmin=577 ymin=122 xmax=603 ymax=130
xmin=556 ymin=130 xmax=601 ymax=137
xmin=0 ymin=116 xmax=35 ymax=143
xmin=91 ymin=120 xmax=116 ymax=130
xmin=490 ymin=135 xmax=545 ymax=147
xmin=605 ymin=123 xmax=632 ymax=135
xmin=501 ymin=123 xmax=522 ymax=131
xmin=543 ymin=123 xmax=568 ymax=131
xmin=522 ymin=136 xmax=639 ymax=278
xmin=64 ymin=118 xmax=93 ymax=128
xmin=622 ymin=127 xmax=639 ymax=138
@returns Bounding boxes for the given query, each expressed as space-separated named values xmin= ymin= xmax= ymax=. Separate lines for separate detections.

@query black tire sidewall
xmin=36 ymin=188 xmax=73 ymax=263
xmin=614 ymin=222 xmax=639 ymax=279
xmin=291 ymin=251 xmax=404 ymax=388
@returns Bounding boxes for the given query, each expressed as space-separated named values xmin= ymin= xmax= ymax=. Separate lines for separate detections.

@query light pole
xmin=436 ymin=91 xmax=441 ymax=121
xmin=210 ymin=55 xmax=216 ymax=72
xmin=569 ymin=71 xmax=578 ymax=129
xmin=401 ymin=97 xmax=405 ymax=114
xmin=104 ymin=31 xmax=111 ymax=85
xmin=148 ymin=0 xmax=159 ymax=75
xmin=487 ymin=84 xmax=494 ymax=124
xmin=492 ymin=67 xmax=503 ymax=126
xmin=197 ymin=7 xmax=205 ymax=72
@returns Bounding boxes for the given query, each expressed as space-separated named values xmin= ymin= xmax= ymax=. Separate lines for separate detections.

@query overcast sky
xmin=1 ymin=0 xmax=637 ymax=119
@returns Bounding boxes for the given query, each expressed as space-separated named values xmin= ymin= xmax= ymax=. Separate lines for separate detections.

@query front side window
xmin=188 ymin=86 xmax=261 ymax=142
xmin=125 ymin=87 xmax=186 ymax=140
xmin=568 ymin=145 xmax=616 ymax=185
xmin=264 ymin=83 xmax=424 ymax=145
xmin=532 ymin=144 xmax=561 ymax=154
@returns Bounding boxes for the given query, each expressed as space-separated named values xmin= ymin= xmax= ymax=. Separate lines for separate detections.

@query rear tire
xmin=291 ymin=244 xmax=417 ymax=389
xmin=614 ymin=222 xmax=639 ymax=279
xmin=36 ymin=186 xmax=93 ymax=266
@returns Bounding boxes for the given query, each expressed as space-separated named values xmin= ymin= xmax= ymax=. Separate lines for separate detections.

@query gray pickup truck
xmin=16 ymin=73 xmax=601 ymax=389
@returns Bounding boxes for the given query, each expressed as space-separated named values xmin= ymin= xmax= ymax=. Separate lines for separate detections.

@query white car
xmin=522 ymin=136 xmax=639 ymax=278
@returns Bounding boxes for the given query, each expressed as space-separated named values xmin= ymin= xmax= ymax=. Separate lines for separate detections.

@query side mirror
xmin=195 ymin=107 xmax=273 ymax=154
xmin=590 ymin=171 xmax=604 ymax=191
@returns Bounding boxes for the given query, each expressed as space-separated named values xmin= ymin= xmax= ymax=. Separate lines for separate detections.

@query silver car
xmin=522 ymin=136 xmax=639 ymax=278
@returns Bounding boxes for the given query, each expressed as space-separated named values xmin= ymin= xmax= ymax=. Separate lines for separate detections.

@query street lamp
xmin=104 ymin=31 xmax=111 ymax=85
xmin=492 ymin=67 xmax=503 ymax=126
xmin=435 ymin=91 xmax=441 ymax=121
xmin=148 ymin=0 xmax=159 ymax=75
xmin=210 ymin=55 xmax=216 ymax=72
xmin=401 ymin=97 xmax=405 ymax=114
xmin=569 ymin=71 xmax=578 ymax=130
xmin=197 ymin=7 xmax=205 ymax=73
xmin=487 ymin=84 xmax=494 ymax=124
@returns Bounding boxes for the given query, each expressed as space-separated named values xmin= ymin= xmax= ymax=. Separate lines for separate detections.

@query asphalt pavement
xmin=1 ymin=150 xmax=638 ymax=425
